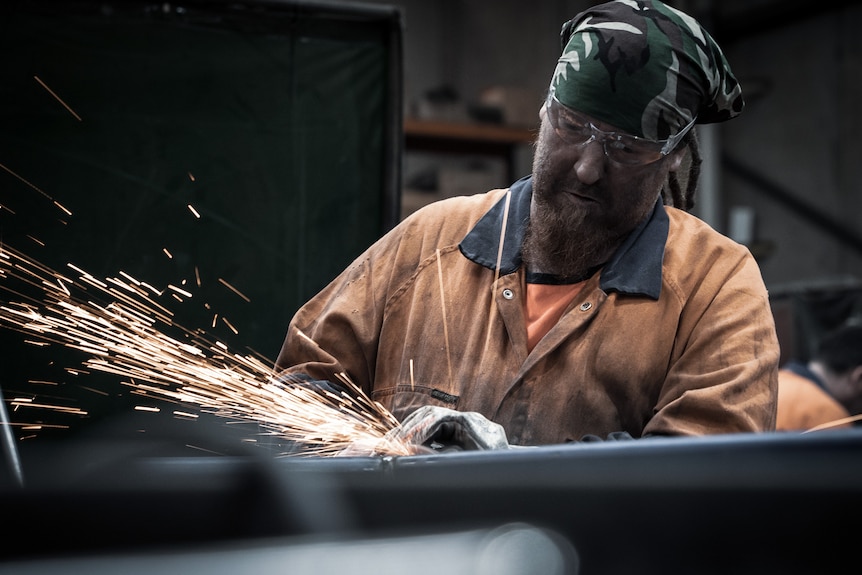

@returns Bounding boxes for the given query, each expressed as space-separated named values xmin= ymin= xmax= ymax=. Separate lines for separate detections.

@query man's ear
xmin=850 ymin=365 xmax=862 ymax=387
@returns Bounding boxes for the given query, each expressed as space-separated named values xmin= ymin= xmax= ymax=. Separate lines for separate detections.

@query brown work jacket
xmin=276 ymin=177 xmax=779 ymax=445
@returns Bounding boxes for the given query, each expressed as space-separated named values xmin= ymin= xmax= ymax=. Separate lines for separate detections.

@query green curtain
xmin=0 ymin=1 xmax=402 ymax=448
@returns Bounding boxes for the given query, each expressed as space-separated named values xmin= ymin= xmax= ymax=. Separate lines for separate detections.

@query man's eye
xmin=606 ymin=139 xmax=636 ymax=154
xmin=561 ymin=120 xmax=589 ymax=136
xmin=609 ymin=137 xmax=652 ymax=155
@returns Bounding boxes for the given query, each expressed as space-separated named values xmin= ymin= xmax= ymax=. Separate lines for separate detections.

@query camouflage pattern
xmin=550 ymin=0 xmax=743 ymax=141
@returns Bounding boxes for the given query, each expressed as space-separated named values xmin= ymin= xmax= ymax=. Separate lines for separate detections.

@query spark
xmin=9 ymin=399 xmax=87 ymax=416
xmin=187 ymin=204 xmax=201 ymax=218
xmin=296 ymin=329 xmax=317 ymax=348
xmin=435 ymin=249 xmax=453 ymax=389
xmin=168 ymin=284 xmax=193 ymax=298
xmin=803 ymin=414 xmax=862 ymax=433
xmin=221 ymin=316 xmax=238 ymax=334
xmin=34 ymin=75 xmax=83 ymax=121
xmin=66 ymin=263 xmax=87 ymax=276
xmin=162 ymin=247 xmax=173 ymax=259
xmin=485 ymin=188 xmax=511 ymax=355
xmin=119 ymin=271 xmax=141 ymax=286
xmin=218 ymin=277 xmax=250 ymax=302
xmin=0 ymin=162 xmax=72 ymax=216
xmin=0 ymin=243 xmax=410 ymax=457
xmin=55 ymin=202 xmax=73 ymax=217
xmin=410 ymin=358 xmax=415 ymax=391
xmin=186 ymin=444 xmax=220 ymax=455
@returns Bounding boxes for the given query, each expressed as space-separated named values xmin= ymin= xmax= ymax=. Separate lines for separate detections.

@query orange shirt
xmin=525 ymin=281 xmax=586 ymax=352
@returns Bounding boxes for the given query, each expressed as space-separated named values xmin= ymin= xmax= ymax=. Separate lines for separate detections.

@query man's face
xmin=523 ymin=103 xmax=684 ymax=278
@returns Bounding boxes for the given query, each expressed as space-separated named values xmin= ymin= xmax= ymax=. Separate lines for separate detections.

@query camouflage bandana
xmin=550 ymin=0 xmax=743 ymax=141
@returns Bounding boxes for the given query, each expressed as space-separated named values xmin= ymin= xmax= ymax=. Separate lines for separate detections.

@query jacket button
xmin=502 ymin=288 xmax=514 ymax=300
xmin=579 ymin=302 xmax=592 ymax=311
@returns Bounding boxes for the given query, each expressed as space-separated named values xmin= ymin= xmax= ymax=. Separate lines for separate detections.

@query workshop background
xmin=328 ymin=0 xmax=862 ymax=362
xmin=3 ymin=0 xmax=861 ymax=446
xmin=3 ymin=3 xmax=862 ymax=574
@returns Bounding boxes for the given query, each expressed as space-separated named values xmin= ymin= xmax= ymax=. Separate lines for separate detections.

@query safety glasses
xmin=545 ymin=95 xmax=695 ymax=165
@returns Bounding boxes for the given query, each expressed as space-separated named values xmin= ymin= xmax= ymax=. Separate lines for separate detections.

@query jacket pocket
xmin=372 ymin=384 xmax=459 ymax=422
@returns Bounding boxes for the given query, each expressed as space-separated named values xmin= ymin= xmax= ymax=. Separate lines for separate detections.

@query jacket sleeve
xmin=645 ymin=248 xmax=780 ymax=435
xmin=273 ymin=209 xmax=430 ymax=396
xmin=273 ymin=193 xmax=497 ymax=398
xmin=274 ymin=246 xmax=387 ymax=395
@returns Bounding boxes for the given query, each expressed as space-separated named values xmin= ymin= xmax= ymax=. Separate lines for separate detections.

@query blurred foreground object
xmin=3 ymin=431 xmax=862 ymax=574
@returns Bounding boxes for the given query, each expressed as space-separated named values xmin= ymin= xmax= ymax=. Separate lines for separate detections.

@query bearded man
xmin=275 ymin=0 xmax=779 ymax=452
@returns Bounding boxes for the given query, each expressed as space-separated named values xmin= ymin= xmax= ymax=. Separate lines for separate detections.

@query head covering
xmin=550 ymin=0 xmax=743 ymax=141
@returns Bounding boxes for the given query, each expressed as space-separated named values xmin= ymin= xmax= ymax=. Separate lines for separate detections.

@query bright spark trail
xmin=0 ymin=243 xmax=411 ymax=457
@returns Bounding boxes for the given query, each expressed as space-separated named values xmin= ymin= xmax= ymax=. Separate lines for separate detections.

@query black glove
xmin=387 ymin=406 xmax=510 ymax=452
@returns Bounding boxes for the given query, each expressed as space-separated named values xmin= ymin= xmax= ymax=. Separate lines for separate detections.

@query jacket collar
xmin=458 ymin=175 xmax=668 ymax=299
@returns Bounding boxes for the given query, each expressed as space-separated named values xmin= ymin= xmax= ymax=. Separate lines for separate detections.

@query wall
xmin=316 ymin=0 xmax=862 ymax=293
xmin=722 ymin=4 xmax=862 ymax=292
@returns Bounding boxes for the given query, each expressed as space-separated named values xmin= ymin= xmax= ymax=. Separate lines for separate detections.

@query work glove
xmin=386 ymin=405 xmax=511 ymax=453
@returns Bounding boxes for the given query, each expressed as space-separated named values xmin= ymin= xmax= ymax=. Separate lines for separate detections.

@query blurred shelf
xmin=403 ymin=118 xmax=536 ymax=183
xmin=403 ymin=118 xmax=537 ymax=145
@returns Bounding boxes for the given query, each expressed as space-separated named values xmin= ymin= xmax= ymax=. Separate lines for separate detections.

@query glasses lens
xmin=549 ymin=102 xmax=593 ymax=146
xmin=548 ymin=98 xmax=666 ymax=165
xmin=604 ymin=135 xmax=663 ymax=165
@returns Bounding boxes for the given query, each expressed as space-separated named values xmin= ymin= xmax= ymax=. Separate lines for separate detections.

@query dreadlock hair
xmin=662 ymin=128 xmax=702 ymax=212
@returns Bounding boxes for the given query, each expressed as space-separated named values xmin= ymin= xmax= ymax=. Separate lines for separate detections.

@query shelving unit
xmin=400 ymin=118 xmax=537 ymax=219
xmin=403 ymin=118 xmax=536 ymax=183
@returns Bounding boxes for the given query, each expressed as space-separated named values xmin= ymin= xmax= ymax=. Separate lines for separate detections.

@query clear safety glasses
xmin=545 ymin=95 xmax=696 ymax=166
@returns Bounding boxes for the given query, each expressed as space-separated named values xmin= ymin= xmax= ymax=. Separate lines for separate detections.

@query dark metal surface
xmin=3 ymin=429 xmax=861 ymax=574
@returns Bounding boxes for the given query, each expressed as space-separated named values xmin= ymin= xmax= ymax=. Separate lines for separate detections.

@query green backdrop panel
xmin=0 ymin=0 xmax=402 ymax=449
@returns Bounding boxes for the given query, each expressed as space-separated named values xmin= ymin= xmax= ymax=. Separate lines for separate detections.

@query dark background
xmin=0 ymin=0 xmax=402 ymax=451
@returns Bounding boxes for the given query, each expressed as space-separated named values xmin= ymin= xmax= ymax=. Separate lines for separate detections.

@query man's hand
xmin=387 ymin=406 xmax=511 ymax=452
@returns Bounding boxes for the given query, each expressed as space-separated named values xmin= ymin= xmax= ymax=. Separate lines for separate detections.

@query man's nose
xmin=573 ymin=136 xmax=606 ymax=185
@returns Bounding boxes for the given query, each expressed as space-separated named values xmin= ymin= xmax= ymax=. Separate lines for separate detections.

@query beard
xmin=522 ymin=131 xmax=662 ymax=279
xmin=521 ymin=188 xmax=620 ymax=279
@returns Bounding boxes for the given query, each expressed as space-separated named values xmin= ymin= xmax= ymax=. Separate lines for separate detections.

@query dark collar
xmin=458 ymin=175 xmax=668 ymax=299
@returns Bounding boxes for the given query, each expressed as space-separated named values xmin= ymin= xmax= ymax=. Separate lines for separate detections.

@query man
xmin=275 ymin=0 xmax=779 ymax=452
xmin=776 ymin=324 xmax=862 ymax=432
